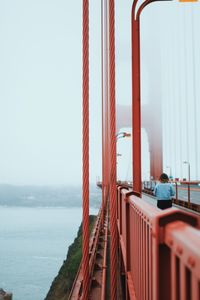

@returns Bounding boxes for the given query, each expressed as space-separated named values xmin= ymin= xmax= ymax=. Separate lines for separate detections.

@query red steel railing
xmin=117 ymin=186 xmax=200 ymax=300
xmin=165 ymin=221 xmax=200 ymax=300
xmin=69 ymin=205 xmax=108 ymax=299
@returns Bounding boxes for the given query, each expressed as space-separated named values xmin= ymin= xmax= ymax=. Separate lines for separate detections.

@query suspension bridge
xmin=69 ymin=0 xmax=200 ymax=299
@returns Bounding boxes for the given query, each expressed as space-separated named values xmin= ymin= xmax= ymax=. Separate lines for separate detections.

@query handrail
xmin=68 ymin=209 xmax=103 ymax=299
xmin=117 ymin=186 xmax=200 ymax=300
xmin=101 ymin=205 xmax=109 ymax=300
xmin=165 ymin=221 xmax=200 ymax=300
xmin=69 ymin=205 xmax=108 ymax=299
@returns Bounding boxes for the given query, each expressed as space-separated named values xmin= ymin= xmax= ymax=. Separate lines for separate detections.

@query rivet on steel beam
xmin=188 ymin=256 xmax=196 ymax=268
xmin=176 ymin=246 xmax=183 ymax=255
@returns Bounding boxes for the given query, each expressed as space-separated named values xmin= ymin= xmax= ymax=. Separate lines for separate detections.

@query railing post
xmin=125 ymin=198 xmax=131 ymax=272
xmin=125 ymin=198 xmax=130 ymax=300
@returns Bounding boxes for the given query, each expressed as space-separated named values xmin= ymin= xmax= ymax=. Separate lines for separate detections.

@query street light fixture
xmin=116 ymin=132 xmax=131 ymax=140
xmin=117 ymin=153 xmax=122 ymax=157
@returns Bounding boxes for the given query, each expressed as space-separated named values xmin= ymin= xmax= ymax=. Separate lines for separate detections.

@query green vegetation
xmin=45 ymin=215 xmax=96 ymax=300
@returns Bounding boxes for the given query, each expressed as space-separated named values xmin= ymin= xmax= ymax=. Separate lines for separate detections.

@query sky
xmin=0 ymin=0 xmax=199 ymax=185
xmin=0 ymin=1 xmax=90 ymax=185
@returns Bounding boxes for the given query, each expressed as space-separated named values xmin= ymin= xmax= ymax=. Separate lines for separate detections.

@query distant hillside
xmin=0 ymin=184 xmax=101 ymax=208
xmin=44 ymin=215 xmax=97 ymax=300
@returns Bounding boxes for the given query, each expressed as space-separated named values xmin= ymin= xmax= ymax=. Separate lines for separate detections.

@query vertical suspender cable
xmin=105 ymin=0 xmax=110 ymax=204
xmin=102 ymin=0 xmax=109 ymax=218
xmin=108 ymin=0 xmax=117 ymax=299
xmin=178 ymin=11 xmax=183 ymax=178
xmin=183 ymin=9 xmax=189 ymax=162
xmin=101 ymin=0 xmax=105 ymax=222
xmin=82 ymin=0 xmax=89 ymax=298
xmin=191 ymin=7 xmax=198 ymax=179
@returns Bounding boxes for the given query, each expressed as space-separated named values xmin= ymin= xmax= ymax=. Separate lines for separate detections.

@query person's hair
xmin=159 ymin=173 xmax=169 ymax=183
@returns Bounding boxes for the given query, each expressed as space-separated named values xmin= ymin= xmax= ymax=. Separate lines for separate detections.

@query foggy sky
xmin=0 ymin=1 xmax=88 ymax=185
xmin=116 ymin=0 xmax=200 ymax=181
xmin=0 ymin=1 xmax=199 ymax=185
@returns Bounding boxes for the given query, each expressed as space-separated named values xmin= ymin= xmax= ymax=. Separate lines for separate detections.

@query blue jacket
xmin=154 ymin=182 xmax=175 ymax=200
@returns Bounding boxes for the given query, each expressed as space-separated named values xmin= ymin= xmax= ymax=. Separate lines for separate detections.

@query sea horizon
xmin=0 ymin=187 xmax=101 ymax=300
xmin=0 ymin=184 xmax=101 ymax=208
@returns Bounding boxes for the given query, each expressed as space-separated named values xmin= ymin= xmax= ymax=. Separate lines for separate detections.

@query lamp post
xmin=183 ymin=161 xmax=190 ymax=206
xmin=116 ymin=153 xmax=122 ymax=183
xmin=166 ymin=165 xmax=172 ymax=179
xmin=183 ymin=161 xmax=190 ymax=182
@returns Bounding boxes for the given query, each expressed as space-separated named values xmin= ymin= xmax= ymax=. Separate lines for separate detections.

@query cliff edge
xmin=45 ymin=215 xmax=96 ymax=300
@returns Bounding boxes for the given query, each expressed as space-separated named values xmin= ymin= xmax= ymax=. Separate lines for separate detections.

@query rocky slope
xmin=45 ymin=215 xmax=96 ymax=300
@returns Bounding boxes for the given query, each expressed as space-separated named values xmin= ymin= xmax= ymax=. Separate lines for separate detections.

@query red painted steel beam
xmin=69 ymin=208 xmax=107 ymax=299
xmin=108 ymin=0 xmax=118 ymax=299
xmin=131 ymin=0 xmax=173 ymax=191
xmin=101 ymin=0 xmax=109 ymax=217
xmin=82 ymin=0 xmax=89 ymax=298
xmin=131 ymin=1 xmax=142 ymax=196
xmin=131 ymin=0 xmax=157 ymax=195
xmin=105 ymin=0 xmax=110 ymax=207
xmin=164 ymin=221 xmax=200 ymax=300
xmin=101 ymin=207 xmax=109 ymax=300
xmin=101 ymin=0 xmax=110 ymax=212
xmin=116 ymin=187 xmax=200 ymax=300
xmin=101 ymin=0 xmax=105 ymax=223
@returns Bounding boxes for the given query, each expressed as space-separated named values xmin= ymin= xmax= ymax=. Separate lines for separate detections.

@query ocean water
xmin=0 ymin=206 xmax=98 ymax=300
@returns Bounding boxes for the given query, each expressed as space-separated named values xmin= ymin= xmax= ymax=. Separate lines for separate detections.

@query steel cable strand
xmin=109 ymin=0 xmax=117 ymax=299
xmin=101 ymin=0 xmax=105 ymax=223
xmin=82 ymin=0 xmax=89 ymax=299
xmin=105 ymin=0 xmax=110 ymax=211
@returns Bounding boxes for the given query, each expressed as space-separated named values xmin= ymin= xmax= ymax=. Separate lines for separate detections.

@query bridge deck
xmin=142 ymin=192 xmax=200 ymax=215
xmin=142 ymin=193 xmax=157 ymax=206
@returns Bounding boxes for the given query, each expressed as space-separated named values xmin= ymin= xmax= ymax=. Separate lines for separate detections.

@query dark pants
xmin=157 ymin=200 xmax=172 ymax=210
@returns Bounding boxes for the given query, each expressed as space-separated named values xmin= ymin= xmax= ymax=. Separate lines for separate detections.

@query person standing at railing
xmin=154 ymin=173 xmax=175 ymax=209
